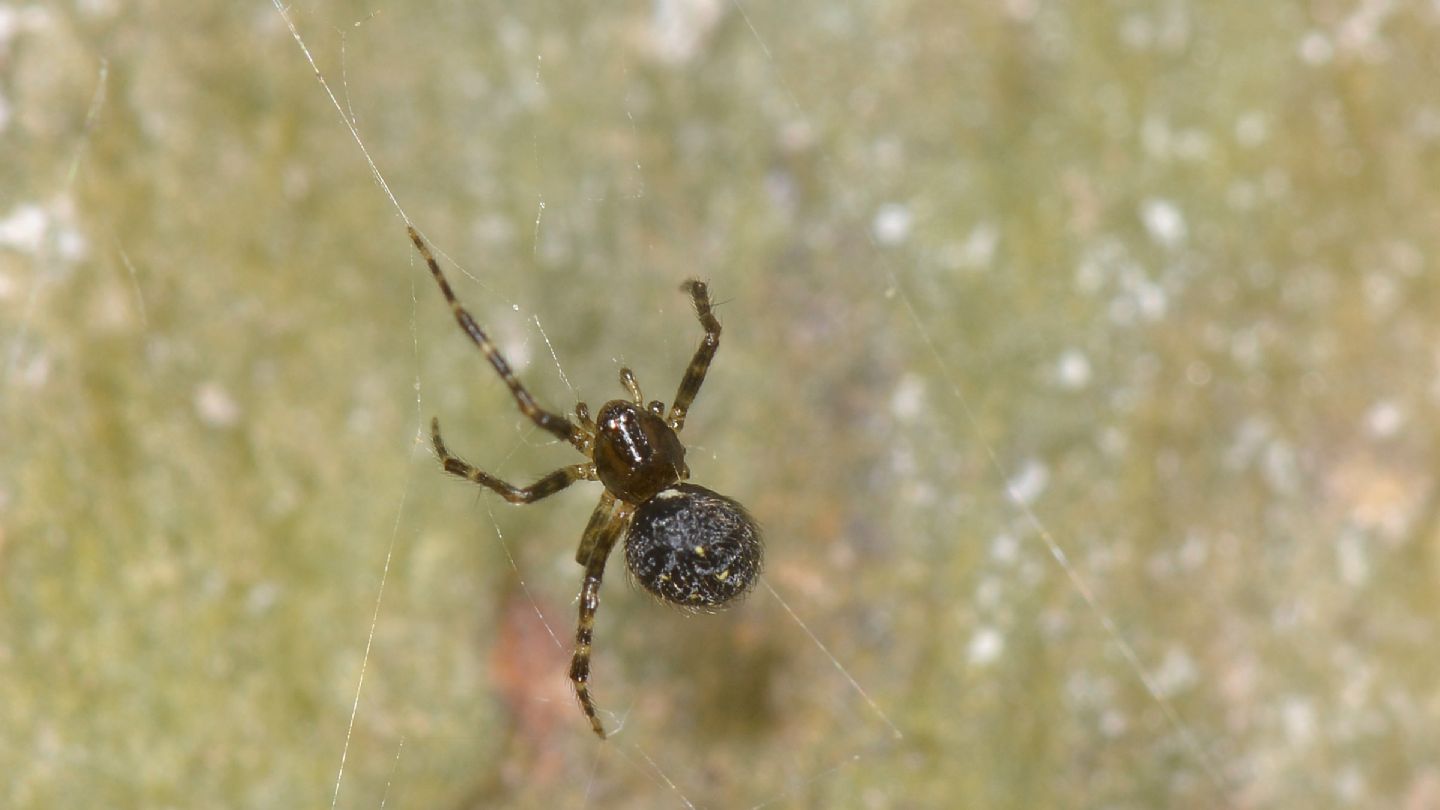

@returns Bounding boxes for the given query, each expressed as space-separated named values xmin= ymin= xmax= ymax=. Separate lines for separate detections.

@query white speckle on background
xmin=1056 ymin=348 xmax=1092 ymax=389
xmin=1337 ymin=529 xmax=1369 ymax=587
xmin=779 ymin=120 xmax=816 ymax=153
xmin=1119 ymin=14 xmax=1153 ymax=51
xmin=1364 ymin=272 xmax=1398 ymax=315
xmin=195 ymin=381 xmax=241 ymax=428
xmin=1132 ymin=276 xmax=1169 ymax=320
xmin=0 ymin=203 xmax=48 ymax=253
xmin=1178 ymin=532 xmax=1208 ymax=569
xmin=1263 ymin=440 xmax=1299 ymax=494
xmin=990 ymin=532 xmax=1018 ymax=564
xmin=1100 ymin=709 xmax=1128 ymax=737
xmin=499 ymin=324 xmax=531 ymax=371
xmin=1335 ymin=766 xmax=1366 ymax=804
xmin=647 ymin=0 xmax=724 ymax=64
xmin=1141 ymin=115 xmax=1171 ymax=159
xmin=57 ymin=224 xmax=88 ymax=262
xmin=1282 ymin=696 xmax=1316 ymax=743
xmin=245 ymin=581 xmax=281 ymax=615
xmin=1364 ymin=400 xmax=1404 ymax=438
xmin=1235 ymin=111 xmax=1269 ymax=147
xmin=1099 ymin=426 xmax=1128 ymax=456
xmin=17 ymin=352 xmax=50 ymax=389
xmin=1003 ymin=0 xmax=1036 ymax=22
xmin=946 ymin=221 xmax=999 ymax=270
xmin=872 ymin=202 xmax=913 ymax=246
xmin=1006 ymin=459 xmax=1049 ymax=506
xmin=890 ymin=373 xmax=925 ymax=421
xmin=967 ymin=627 xmax=1004 ymax=666
xmin=1173 ymin=128 xmax=1214 ymax=162
xmin=1140 ymin=198 xmax=1186 ymax=248
xmin=974 ymin=576 xmax=1003 ymax=610
xmin=1154 ymin=646 xmax=1198 ymax=696
xmin=1299 ymin=30 xmax=1334 ymax=65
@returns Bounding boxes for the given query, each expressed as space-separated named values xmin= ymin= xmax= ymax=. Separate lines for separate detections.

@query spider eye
xmin=625 ymin=483 xmax=763 ymax=610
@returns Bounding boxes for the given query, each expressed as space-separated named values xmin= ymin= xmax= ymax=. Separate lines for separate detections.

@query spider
xmin=408 ymin=226 xmax=764 ymax=739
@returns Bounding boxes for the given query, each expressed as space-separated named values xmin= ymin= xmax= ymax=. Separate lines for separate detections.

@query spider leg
xmin=569 ymin=495 xmax=635 ymax=739
xmin=572 ymin=402 xmax=597 ymax=455
xmin=575 ymin=401 xmax=596 ymax=432
xmin=574 ymin=491 xmax=616 ymax=565
xmin=667 ymin=280 xmax=721 ymax=432
xmin=409 ymin=227 xmax=584 ymax=450
xmin=619 ymin=367 xmax=644 ymax=405
xmin=431 ymin=418 xmax=594 ymax=504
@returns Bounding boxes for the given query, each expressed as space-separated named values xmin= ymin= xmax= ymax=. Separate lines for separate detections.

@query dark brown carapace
xmin=592 ymin=399 xmax=688 ymax=503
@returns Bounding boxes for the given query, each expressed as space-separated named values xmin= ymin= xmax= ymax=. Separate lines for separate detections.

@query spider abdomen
xmin=625 ymin=483 xmax=763 ymax=610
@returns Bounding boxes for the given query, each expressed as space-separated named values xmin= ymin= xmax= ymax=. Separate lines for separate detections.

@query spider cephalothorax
xmin=409 ymin=226 xmax=762 ymax=738
xmin=591 ymin=399 xmax=688 ymax=503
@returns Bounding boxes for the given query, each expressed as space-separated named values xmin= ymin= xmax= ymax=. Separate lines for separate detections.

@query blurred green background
xmin=4 ymin=1 xmax=1440 ymax=807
